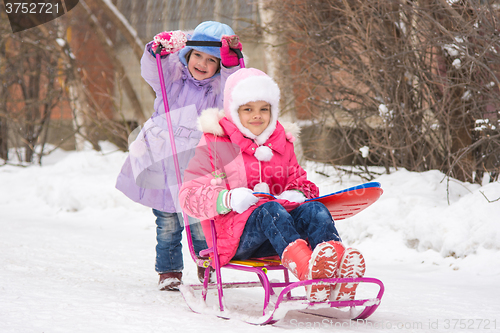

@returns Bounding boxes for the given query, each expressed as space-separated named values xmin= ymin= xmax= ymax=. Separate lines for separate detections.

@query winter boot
xmin=306 ymin=242 xmax=339 ymax=301
xmin=331 ymin=247 xmax=366 ymax=301
xmin=327 ymin=240 xmax=346 ymax=266
xmin=281 ymin=239 xmax=312 ymax=281
xmin=197 ymin=265 xmax=215 ymax=284
xmin=158 ymin=272 xmax=182 ymax=291
xmin=281 ymin=239 xmax=338 ymax=302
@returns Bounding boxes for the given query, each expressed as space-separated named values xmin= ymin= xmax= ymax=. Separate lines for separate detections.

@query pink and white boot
xmin=281 ymin=239 xmax=338 ymax=302
xmin=306 ymin=242 xmax=339 ymax=301
xmin=281 ymin=239 xmax=312 ymax=282
xmin=330 ymin=243 xmax=366 ymax=301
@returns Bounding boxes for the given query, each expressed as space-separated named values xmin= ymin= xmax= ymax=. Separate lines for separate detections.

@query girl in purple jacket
xmin=116 ymin=21 xmax=242 ymax=291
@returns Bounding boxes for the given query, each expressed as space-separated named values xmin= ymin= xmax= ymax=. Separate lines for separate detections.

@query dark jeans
xmin=233 ymin=201 xmax=341 ymax=260
xmin=153 ymin=209 xmax=207 ymax=273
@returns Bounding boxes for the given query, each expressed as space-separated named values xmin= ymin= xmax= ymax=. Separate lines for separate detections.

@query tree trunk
xmin=258 ymin=0 xmax=304 ymax=162
xmin=34 ymin=22 xmax=92 ymax=151
xmin=0 ymin=43 xmax=8 ymax=161
xmin=91 ymin=0 xmax=144 ymax=61
xmin=80 ymin=0 xmax=146 ymax=124
xmin=90 ymin=0 xmax=155 ymax=101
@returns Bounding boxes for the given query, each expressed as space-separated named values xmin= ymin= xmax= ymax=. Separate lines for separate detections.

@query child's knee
xmin=260 ymin=200 xmax=287 ymax=215
xmin=306 ymin=201 xmax=332 ymax=219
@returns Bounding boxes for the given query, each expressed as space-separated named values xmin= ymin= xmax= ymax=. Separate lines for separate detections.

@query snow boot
xmin=158 ymin=272 xmax=182 ymax=291
xmin=306 ymin=242 xmax=339 ymax=301
xmin=327 ymin=240 xmax=346 ymax=266
xmin=331 ymin=247 xmax=366 ymax=301
xmin=197 ymin=265 xmax=215 ymax=284
xmin=281 ymin=239 xmax=338 ymax=302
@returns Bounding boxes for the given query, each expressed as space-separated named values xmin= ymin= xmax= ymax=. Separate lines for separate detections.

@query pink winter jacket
xmin=179 ymin=110 xmax=319 ymax=266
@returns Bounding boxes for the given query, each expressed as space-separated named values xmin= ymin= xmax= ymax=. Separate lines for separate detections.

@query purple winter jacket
xmin=115 ymin=43 xmax=239 ymax=212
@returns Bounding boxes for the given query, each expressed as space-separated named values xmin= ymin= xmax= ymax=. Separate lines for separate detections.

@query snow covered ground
xmin=1 ymin=142 xmax=499 ymax=332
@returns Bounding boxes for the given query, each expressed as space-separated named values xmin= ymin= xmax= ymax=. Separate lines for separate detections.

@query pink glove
xmin=151 ymin=30 xmax=187 ymax=56
xmin=220 ymin=35 xmax=242 ymax=67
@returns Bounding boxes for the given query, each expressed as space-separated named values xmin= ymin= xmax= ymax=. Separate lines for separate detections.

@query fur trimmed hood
xmin=197 ymin=68 xmax=299 ymax=163
xmin=197 ymin=107 xmax=226 ymax=136
xmin=223 ymin=68 xmax=281 ymax=145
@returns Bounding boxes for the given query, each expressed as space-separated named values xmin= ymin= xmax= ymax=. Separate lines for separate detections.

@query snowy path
xmin=2 ymin=211 xmax=499 ymax=332
xmin=1 ymin=145 xmax=499 ymax=332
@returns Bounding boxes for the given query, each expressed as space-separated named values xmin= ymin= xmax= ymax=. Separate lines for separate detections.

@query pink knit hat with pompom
xmin=223 ymin=68 xmax=280 ymax=145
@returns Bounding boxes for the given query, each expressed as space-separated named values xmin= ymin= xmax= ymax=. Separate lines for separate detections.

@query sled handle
xmin=186 ymin=41 xmax=222 ymax=47
xmin=186 ymin=40 xmax=245 ymax=68
xmin=156 ymin=40 xmax=245 ymax=68
xmin=154 ymin=47 xmax=200 ymax=266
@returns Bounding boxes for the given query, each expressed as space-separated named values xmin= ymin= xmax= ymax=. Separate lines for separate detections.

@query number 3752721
xmin=5 ymin=2 xmax=61 ymax=14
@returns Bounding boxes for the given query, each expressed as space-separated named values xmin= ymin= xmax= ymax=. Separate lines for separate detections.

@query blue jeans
xmin=233 ymin=201 xmax=341 ymax=260
xmin=153 ymin=209 xmax=207 ymax=273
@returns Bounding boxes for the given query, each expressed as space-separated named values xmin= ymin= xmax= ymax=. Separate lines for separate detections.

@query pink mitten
xmin=152 ymin=30 xmax=187 ymax=56
xmin=220 ymin=35 xmax=242 ymax=67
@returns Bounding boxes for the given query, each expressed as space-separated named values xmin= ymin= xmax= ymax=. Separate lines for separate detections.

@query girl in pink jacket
xmin=179 ymin=68 xmax=366 ymax=302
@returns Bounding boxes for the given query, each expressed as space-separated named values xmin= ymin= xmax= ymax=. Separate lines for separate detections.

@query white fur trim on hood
xmin=281 ymin=121 xmax=301 ymax=142
xmin=197 ymin=108 xmax=225 ymax=135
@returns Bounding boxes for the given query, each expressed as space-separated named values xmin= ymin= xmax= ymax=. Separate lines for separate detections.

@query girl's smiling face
xmin=187 ymin=50 xmax=220 ymax=80
xmin=237 ymin=100 xmax=271 ymax=136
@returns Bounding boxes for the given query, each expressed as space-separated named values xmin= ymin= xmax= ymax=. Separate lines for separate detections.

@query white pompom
xmin=254 ymin=145 xmax=273 ymax=161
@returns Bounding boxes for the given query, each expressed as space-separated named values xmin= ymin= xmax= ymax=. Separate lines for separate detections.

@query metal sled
xmin=180 ymin=214 xmax=385 ymax=325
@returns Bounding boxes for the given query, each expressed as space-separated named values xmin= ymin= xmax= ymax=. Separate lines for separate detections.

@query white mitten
xmin=277 ymin=190 xmax=306 ymax=203
xmin=230 ymin=187 xmax=259 ymax=213
xmin=253 ymin=182 xmax=270 ymax=193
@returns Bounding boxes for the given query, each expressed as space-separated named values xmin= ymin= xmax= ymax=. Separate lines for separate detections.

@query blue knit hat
xmin=178 ymin=21 xmax=235 ymax=66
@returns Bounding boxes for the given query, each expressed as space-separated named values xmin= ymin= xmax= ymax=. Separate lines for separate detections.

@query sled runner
xmin=152 ymin=43 xmax=384 ymax=325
